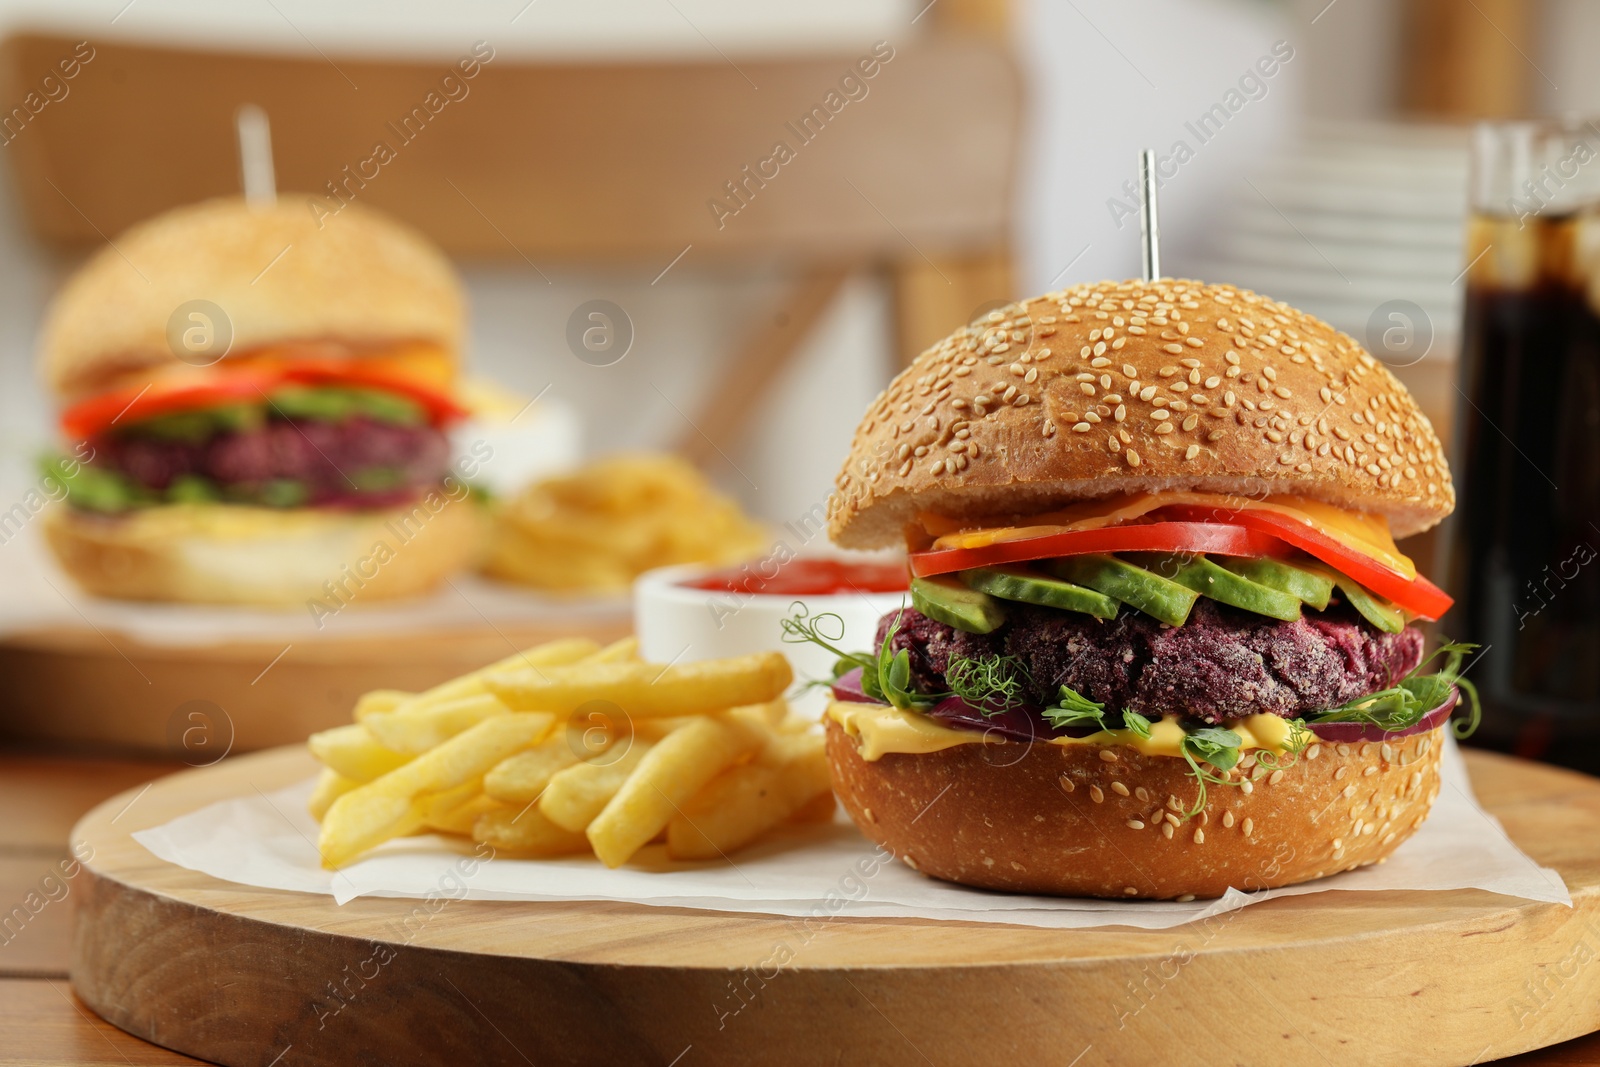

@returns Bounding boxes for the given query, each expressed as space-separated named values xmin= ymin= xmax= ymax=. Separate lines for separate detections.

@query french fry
xmin=482 ymin=721 xmax=620 ymax=804
xmin=379 ymin=638 xmax=600 ymax=721
xmin=539 ymin=741 xmax=655 ymax=832
xmin=319 ymin=778 xmax=482 ymax=865
xmin=485 ymin=653 xmax=792 ymax=719
xmin=354 ymin=689 xmax=411 ymax=721
xmin=587 ymin=715 xmax=766 ymax=868
xmin=364 ymin=693 xmax=512 ymax=754
xmin=319 ymin=714 xmax=554 ymax=867
xmin=424 ymin=792 xmax=502 ymax=836
xmin=473 ymin=806 xmax=591 ymax=856
xmin=665 ymin=734 xmax=831 ymax=860
xmin=307 ymin=724 xmax=412 ymax=782
xmin=308 ymin=767 xmax=360 ymax=821
xmin=363 ymin=638 xmax=614 ymax=752
xmin=587 ymin=636 xmax=640 ymax=663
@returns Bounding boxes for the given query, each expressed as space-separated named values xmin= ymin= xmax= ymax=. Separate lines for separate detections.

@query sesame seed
xmin=1099 ymin=749 xmax=1119 ymax=763
xmin=1162 ymin=823 xmax=1175 ymax=839
xmin=1072 ymin=422 xmax=1092 ymax=433
xmin=1335 ymin=766 xmax=1349 ymax=781
xmin=1193 ymin=828 xmax=1205 ymax=843
xmin=1111 ymin=779 xmax=1130 ymax=794
xmin=1126 ymin=449 xmax=1141 ymax=467
xmin=1090 ymin=786 xmax=1105 ymax=804
xmin=1127 ymin=818 xmax=1146 ymax=830
xmin=1268 ymin=769 xmax=1285 ymax=785
xmin=1307 ymin=744 xmax=1322 ymax=760
xmin=1184 ymin=444 xmax=1200 ymax=460
xmin=1242 ymin=818 xmax=1254 ymax=837
xmin=1222 ymin=811 xmax=1235 ymax=828
xmin=1091 ymin=356 xmax=1111 ymax=368
xmin=1124 ymin=887 xmax=1139 ymax=896
xmin=1241 ymin=779 xmax=1254 ymax=795
xmin=1165 ymin=812 xmax=1181 ymax=827
xmin=1122 ymin=363 xmax=1138 ymax=378
xmin=1363 ymin=766 xmax=1378 ymax=777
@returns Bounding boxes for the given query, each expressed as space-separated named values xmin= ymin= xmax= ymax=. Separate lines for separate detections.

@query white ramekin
xmin=633 ymin=560 xmax=908 ymax=717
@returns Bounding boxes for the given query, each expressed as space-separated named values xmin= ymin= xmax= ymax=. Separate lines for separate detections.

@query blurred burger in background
xmin=38 ymin=197 xmax=484 ymax=605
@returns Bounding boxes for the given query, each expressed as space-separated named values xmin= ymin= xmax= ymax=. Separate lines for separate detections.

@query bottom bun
xmin=43 ymin=494 xmax=485 ymax=606
xmin=824 ymin=710 xmax=1444 ymax=900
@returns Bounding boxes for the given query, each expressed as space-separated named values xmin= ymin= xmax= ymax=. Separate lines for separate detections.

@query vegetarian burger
xmin=809 ymin=279 xmax=1475 ymax=900
xmin=39 ymin=197 xmax=482 ymax=605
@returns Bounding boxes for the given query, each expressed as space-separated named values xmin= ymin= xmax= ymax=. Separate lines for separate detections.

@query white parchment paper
xmin=132 ymin=735 xmax=1571 ymax=930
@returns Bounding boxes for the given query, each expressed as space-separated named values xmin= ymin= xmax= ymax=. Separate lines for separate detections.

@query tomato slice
xmin=60 ymin=375 xmax=278 ymax=440
xmin=61 ymin=365 xmax=467 ymax=440
xmin=908 ymin=521 xmax=1284 ymax=578
xmin=1157 ymin=504 xmax=1454 ymax=620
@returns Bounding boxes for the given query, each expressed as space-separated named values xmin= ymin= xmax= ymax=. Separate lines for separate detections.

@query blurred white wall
xmin=1014 ymin=0 xmax=1303 ymax=290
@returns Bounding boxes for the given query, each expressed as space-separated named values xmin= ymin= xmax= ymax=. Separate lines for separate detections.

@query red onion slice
xmin=1304 ymin=686 xmax=1458 ymax=743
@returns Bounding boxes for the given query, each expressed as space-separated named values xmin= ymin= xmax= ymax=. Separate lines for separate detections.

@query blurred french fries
xmin=480 ymin=454 xmax=769 ymax=593
xmin=306 ymin=636 xmax=832 ymax=870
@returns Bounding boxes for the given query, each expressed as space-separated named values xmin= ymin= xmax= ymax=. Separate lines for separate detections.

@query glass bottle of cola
xmin=1450 ymin=119 xmax=1600 ymax=772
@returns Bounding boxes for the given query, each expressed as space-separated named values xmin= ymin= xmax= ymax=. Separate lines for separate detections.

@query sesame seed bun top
xmin=828 ymin=279 xmax=1454 ymax=548
xmin=39 ymin=196 xmax=465 ymax=401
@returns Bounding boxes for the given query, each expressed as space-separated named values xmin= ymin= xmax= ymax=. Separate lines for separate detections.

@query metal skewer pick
xmin=236 ymin=104 xmax=277 ymax=208
xmin=1139 ymin=149 xmax=1161 ymax=282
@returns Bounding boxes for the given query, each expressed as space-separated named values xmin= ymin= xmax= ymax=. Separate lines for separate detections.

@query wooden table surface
xmin=3 ymin=745 xmax=1598 ymax=1067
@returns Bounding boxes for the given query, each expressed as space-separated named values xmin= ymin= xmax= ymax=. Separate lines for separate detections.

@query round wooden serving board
xmin=72 ymin=746 xmax=1600 ymax=1067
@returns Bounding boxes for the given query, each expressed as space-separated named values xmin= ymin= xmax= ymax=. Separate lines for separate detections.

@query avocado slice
xmin=259 ymin=479 xmax=309 ymax=508
xmin=167 ymin=474 xmax=222 ymax=504
xmin=269 ymin=385 xmax=424 ymax=426
xmin=1126 ymin=553 xmax=1302 ymax=622
xmin=1044 ymin=555 xmax=1199 ymax=627
xmin=1220 ymin=556 xmax=1334 ymax=610
xmin=1329 ymin=574 xmax=1407 ymax=633
xmin=961 ymin=565 xmax=1119 ymax=619
xmin=911 ymin=575 xmax=1007 ymax=634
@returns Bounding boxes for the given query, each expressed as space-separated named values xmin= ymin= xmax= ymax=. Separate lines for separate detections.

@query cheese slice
xmin=828 ymin=700 xmax=1300 ymax=762
xmin=922 ymin=490 xmax=1415 ymax=580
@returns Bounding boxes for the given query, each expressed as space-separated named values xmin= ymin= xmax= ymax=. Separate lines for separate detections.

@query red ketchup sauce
xmin=680 ymin=557 xmax=909 ymax=598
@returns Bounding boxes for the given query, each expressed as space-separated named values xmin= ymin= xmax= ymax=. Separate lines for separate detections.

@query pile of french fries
xmin=480 ymin=453 xmax=770 ymax=593
xmin=307 ymin=637 xmax=834 ymax=869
